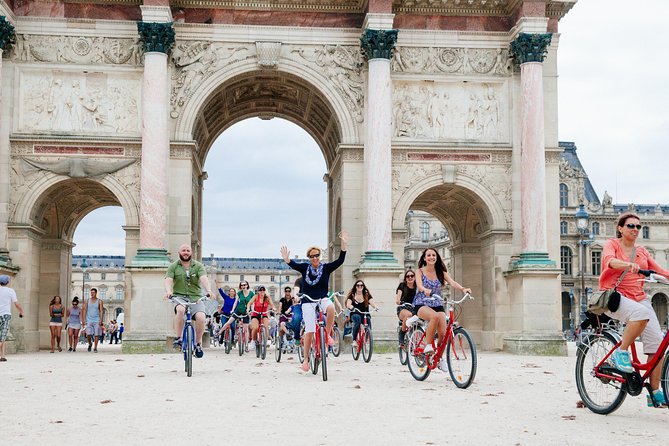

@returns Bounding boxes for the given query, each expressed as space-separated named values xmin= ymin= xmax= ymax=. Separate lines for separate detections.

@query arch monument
xmin=0 ymin=0 xmax=576 ymax=354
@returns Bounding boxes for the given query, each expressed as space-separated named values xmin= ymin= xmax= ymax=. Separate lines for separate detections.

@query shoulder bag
xmin=587 ymin=247 xmax=636 ymax=315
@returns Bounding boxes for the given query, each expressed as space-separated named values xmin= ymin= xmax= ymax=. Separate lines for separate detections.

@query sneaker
xmin=195 ymin=344 xmax=204 ymax=358
xmin=398 ymin=330 xmax=406 ymax=345
xmin=295 ymin=340 xmax=300 ymax=346
xmin=0 ymin=357 xmax=6 ymax=362
xmin=249 ymin=340 xmax=256 ymax=351
xmin=68 ymin=347 xmax=72 ymax=352
xmin=438 ymin=358 xmax=448 ymax=372
xmin=172 ymin=338 xmax=182 ymax=349
xmin=647 ymin=390 xmax=667 ymax=407
xmin=93 ymin=348 xmax=98 ymax=353
xmin=423 ymin=344 xmax=434 ymax=355
xmin=87 ymin=344 xmax=92 ymax=352
xmin=612 ymin=348 xmax=634 ymax=373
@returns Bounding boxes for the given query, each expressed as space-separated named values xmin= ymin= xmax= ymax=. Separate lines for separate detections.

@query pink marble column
xmin=139 ymin=51 xmax=169 ymax=249
xmin=520 ymin=61 xmax=547 ymax=254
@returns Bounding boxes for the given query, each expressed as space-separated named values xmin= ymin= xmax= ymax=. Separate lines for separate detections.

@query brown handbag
xmin=587 ymin=247 xmax=636 ymax=315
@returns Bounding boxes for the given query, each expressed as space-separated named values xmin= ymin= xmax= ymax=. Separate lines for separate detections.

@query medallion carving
xmin=17 ymin=70 xmax=141 ymax=135
xmin=13 ymin=35 xmax=142 ymax=65
xmin=392 ymin=81 xmax=508 ymax=142
xmin=392 ymin=47 xmax=510 ymax=76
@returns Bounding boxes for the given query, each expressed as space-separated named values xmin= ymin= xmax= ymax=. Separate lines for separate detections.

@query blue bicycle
xmin=170 ymin=295 xmax=206 ymax=377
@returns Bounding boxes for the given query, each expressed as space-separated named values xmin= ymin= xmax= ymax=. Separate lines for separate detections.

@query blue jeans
xmin=287 ymin=315 xmax=302 ymax=341
xmin=351 ymin=313 xmax=371 ymax=342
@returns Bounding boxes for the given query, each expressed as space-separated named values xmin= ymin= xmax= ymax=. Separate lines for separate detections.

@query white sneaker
xmin=249 ymin=340 xmax=256 ymax=350
xmin=438 ymin=358 xmax=448 ymax=372
xmin=406 ymin=315 xmax=419 ymax=327
xmin=423 ymin=344 xmax=434 ymax=355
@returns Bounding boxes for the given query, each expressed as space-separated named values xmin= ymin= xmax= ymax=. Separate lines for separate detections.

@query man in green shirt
xmin=164 ymin=244 xmax=213 ymax=358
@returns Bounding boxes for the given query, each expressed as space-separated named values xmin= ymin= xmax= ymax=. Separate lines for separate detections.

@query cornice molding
xmin=171 ymin=0 xmax=366 ymax=12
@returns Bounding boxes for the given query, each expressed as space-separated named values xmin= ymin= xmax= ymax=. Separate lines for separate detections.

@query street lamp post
xmin=81 ymin=258 xmax=88 ymax=306
xmin=574 ymin=204 xmax=591 ymax=326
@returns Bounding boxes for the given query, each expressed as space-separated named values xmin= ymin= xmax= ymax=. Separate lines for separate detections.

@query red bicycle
xmin=350 ymin=308 xmax=374 ymax=363
xmin=250 ymin=310 xmax=270 ymax=360
xmin=233 ymin=313 xmax=249 ymax=357
xmin=575 ymin=269 xmax=669 ymax=414
xmin=406 ymin=293 xmax=477 ymax=388
xmin=301 ymin=294 xmax=329 ymax=381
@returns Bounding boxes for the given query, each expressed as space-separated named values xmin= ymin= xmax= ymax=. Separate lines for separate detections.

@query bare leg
xmin=194 ymin=313 xmax=205 ymax=345
xmin=302 ymin=332 xmax=314 ymax=369
xmin=418 ymin=306 xmax=438 ymax=345
xmin=620 ymin=320 xmax=648 ymax=350
xmin=325 ymin=305 xmax=335 ymax=338
xmin=174 ymin=306 xmax=186 ymax=339
xmin=649 ymin=353 xmax=665 ymax=391
xmin=50 ymin=326 xmax=56 ymax=352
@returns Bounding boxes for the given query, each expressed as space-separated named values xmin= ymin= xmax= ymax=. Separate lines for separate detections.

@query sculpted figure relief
xmin=13 ymin=35 xmax=141 ymax=65
xmin=392 ymin=46 xmax=510 ymax=76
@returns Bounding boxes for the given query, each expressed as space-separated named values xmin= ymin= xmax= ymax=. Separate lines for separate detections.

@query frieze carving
xmin=170 ymin=41 xmax=251 ymax=118
xmin=108 ymin=160 xmax=141 ymax=204
xmin=170 ymin=146 xmax=194 ymax=158
xmin=13 ymin=35 xmax=142 ymax=65
xmin=456 ymin=164 xmax=512 ymax=227
xmin=393 ymin=81 xmax=507 ymax=141
xmin=391 ymin=163 xmax=441 ymax=198
xmin=256 ymin=41 xmax=281 ymax=68
xmin=546 ymin=152 xmax=562 ymax=164
xmin=18 ymin=70 xmax=141 ymax=135
xmin=340 ymin=147 xmax=364 ymax=161
xmin=291 ymin=44 xmax=365 ymax=123
xmin=392 ymin=47 xmax=510 ymax=76
xmin=21 ymin=157 xmax=136 ymax=179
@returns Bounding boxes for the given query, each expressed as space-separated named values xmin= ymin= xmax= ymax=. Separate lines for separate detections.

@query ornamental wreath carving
xmin=392 ymin=47 xmax=510 ymax=76
xmin=13 ymin=35 xmax=142 ymax=65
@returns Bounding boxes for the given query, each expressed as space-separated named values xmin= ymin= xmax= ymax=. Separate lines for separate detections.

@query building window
xmin=224 ymin=274 xmax=229 ymax=281
xmin=560 ymin=221 xmax=568 ymax=235
xmin=100 ymin=272 xmax=106 ymax=280
xmin=285 ymin=276 xmax=290 ymax=282
xmin=591 ymin=251 xmax=602 ymax=276
xmin=83 ymin=272 xmax=90 ymax=280
xmin=100 ymin=288 xmax=107 ymax=299
xmin=84 ymin=288 xmax=90 ymax=299
xmin=591 ymin=222 xmax=600 ymax=236
xmin=560 ymin=246 xmax=573 ymax=276
xmin=240 ymin=275 xmax=244 ymax=282
xmin=255 ymin=275 xmax=259 ymax=282
xmin=420 ymin=222 xmax=430 ymax=242
xmin=116 ymin=287 xmax=123 ymax=300
xmin=642 ymin=226 xmax=650 ymax=239
xmin=559 ymin=183 xmax=569 ymax=207
xmin=270 ymin=275 xmax=275 ymax=282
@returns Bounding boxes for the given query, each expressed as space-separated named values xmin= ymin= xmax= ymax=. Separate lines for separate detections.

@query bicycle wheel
xmin=298 ymin=340 xmax=304 ymax=363
xmin=661 ymin=355 xmax=669 ymax=408
xmin=407 ymin=325 xmax=430 ymax=381
xmin=320 ymin=326 xmax=328 ymax=381
xmin=332 ymin=325 xmax=341 ymax=357
xmin=351 ymin=330 xmax=361 ymax=361
xmin=224 ymin=328 xmax=232 ymax=354
xmin=446 ymin=327 xmax=477 ymax=389
xmin=309 ymin=337 xmax=319 ymax=375
xmin=362 ymin=327 xmax=373 ymax=363
xmin=260 ymin=327 xmax=267 ymax=360
xmin=238 ymin=326 xmax=245 ymax=356
xmin=185 ymin=325 xmax=193 ymax=377
xmin=275 ymin=331 xmax=283 ymax=362
xmin=255 ymin=332 xmax=261 ymax=358
xmin=398 ymin=328 xmax=409 ymax=366
xmin=575 ymin=331 xmax=627 ymax=414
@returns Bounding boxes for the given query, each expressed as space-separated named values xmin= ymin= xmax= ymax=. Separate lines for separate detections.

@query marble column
xmin=0 ymin=16 xmax=17 ymax=272
xmin=510 ymin=33 xmax=554 ymax=266
xmin=359 ymin=28 xmax=398 ymax=265
xmin=133 ymin=21 xmax=174 ymax=265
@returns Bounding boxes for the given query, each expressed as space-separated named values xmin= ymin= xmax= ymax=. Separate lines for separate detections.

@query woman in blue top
xmin=217 ymin=284 xmax=238 ymax=343
xmin=281 ymin=230 xmax=348 ymax=372
xmin=413 ymin=248 xmax=470 ymax=356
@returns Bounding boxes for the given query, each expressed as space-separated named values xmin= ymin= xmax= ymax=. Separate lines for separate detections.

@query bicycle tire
xmin=407 ymin=325 xmax=430 ymax=381
xmin=362 ymin=327 xmax=373 ymax=363
xmin=575 ymin=330 xmax=626 ymax=414
xmin=224 ymin=328 xmax=232 ymax=354
xmin=260 ymin=327 xmax=267 ymax=360
xmin=398 ymin=328 xmax=409 ymax=365
xmin=320 ymin=325 xmax=328 ymax=381
xmin=275 ymin=331 xmax=283 ymax=363
xmin=332 ymin=325 xmax=341 ymax=357
xmin=298 ymin=341 xmax=304 ymax=363
xmin=446 ymin=327 xmax=477 ymax=389
xmin=351 ymin=330 xmax=362 ymax=361
xmin=309 ymin=337 xmax=319 ymax=375
xmin=255 ymin=331 xmax=261 ymax=358
xmin=238 ymin=326 xmax=244 ymax=357
xmin=661 ymin=355 xmax=669 ymax=408
xmin=186 ymin=325 xmax=193 ymax=378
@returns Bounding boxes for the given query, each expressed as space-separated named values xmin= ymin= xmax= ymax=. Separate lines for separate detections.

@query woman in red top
xmin=246 ymin=286 xmax=276 ymax=351
xmin=599 ymin=212 xmax=669 ymax=406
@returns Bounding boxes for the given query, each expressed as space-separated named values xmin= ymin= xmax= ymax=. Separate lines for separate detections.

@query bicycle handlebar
xmin=349 ymin=308 xmax=373 ymax=315
xmin=424 ymin=292 xmax=474 ymax=305
xmin=169 ymin=295 xmax=209 ymax=307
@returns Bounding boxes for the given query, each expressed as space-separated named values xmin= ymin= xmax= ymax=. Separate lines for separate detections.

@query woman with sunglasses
xmin=48 ymin=296 xmax=64 ymax=353
xmin=281 ymin=230 xmax=348 ymax=372
xmin=395 ymin=270 xmax=417 ymax=344
xmin=246 ymin=286 xmax=276 ymax=351
xmin=599 ymin=212 xmax=669 ymax=407
xmin=346 ymin=280 xmax=378 ymax=344
xmin=414 ymin=248 xmax=470 ymax=357
xmin=230 ymin=281 xmax=254 ymax=345
xmin=66 ymin=297 xmax=83 ymax=352
xmin=217 ymin=283 xmax=238 ymax=344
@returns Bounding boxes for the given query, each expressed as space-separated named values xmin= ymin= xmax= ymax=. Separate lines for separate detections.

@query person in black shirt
xmin=395 ymin=270 xmax=417 ymax=343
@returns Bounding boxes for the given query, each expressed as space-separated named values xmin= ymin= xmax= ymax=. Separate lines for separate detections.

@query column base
xmin=503 ymin=332 xmax=567 ymax=356
xmin=122 ymin=332 xmax=171 ymax=354
xmin=509 ymin=251 xmax=556 ymax=270
xmin=0 ymin=249 xmax=20 ymax=273
xmin=357 ymin=250 xmax=401 ymax=269
xmin=130 ymin=248 xmax=171 ymax=267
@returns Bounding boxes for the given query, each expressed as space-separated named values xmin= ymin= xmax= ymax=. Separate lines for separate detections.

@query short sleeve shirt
xmin=396 ymin=282 xmax=416 ymax=305
xmin=166 ymin=260 xmax=207 ymax=302
xmin=0 ymin=286 xmax=17 ymax=316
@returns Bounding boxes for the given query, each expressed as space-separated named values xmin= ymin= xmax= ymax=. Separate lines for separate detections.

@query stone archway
xmin=652 ymin=293 xmax=668 ymax=329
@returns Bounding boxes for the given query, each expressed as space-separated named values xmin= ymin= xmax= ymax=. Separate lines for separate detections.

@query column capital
xmin=510 ymin=32 xmax=552 ymax=64
xmin=360 ymin=28 xmax=398 ymax=61
xmin=0 ymin=16 xmax=15 ymax=51
xmin=137 ymin=21 xmax=175 ymax=54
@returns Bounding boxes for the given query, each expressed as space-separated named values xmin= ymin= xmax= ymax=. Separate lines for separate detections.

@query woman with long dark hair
xmin=49 ymin=296 xmax=64 ymax=352
xmin=66 ymin=297 xmax=83 ymax=352
xmin=345 ymin=280 xmax=378 ymax=343
xmin=395 ymin=269 xmax=416 ymax=344
xmin=413 ymin=248 xmax=470 ymax=357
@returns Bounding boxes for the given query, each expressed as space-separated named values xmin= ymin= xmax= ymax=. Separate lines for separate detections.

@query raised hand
xmin=280 ymin=245 xmax=290 ymax=263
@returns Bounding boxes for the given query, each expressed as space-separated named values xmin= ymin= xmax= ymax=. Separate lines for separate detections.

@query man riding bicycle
xmin=164 ymin=244 xmax=213 ymax=359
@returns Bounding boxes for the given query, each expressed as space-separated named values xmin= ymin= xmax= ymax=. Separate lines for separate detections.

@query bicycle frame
xmin=352 ymin=310 xmax=370 ymax=350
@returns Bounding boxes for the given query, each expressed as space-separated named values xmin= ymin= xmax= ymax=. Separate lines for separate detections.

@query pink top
xmin=599 ymin=238 xmax=669 ymax=302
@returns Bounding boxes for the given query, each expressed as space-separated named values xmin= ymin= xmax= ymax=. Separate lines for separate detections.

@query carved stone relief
xmin=170 ymin=41 xmax=252 ymax=118
xmin=12 ymin=35 xmax=143 ymax=65
xmin=290 ymin=44 xmax=365 ymax=123
xmin=456 ymin=164 xmax=512 ymax=227
xmin=18 ymin=69 xmax=141 ymax=135
xmin=392 ymin=47 xmax=510 ymax=76
xmin=392 ymin=81 xmax=508 ymax=142
xmin=391 ymin=163 xmax=441 ymax=201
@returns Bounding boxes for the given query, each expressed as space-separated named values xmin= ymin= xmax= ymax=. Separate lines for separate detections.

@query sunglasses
xmin=308 ymin=253 xmax=320 ymax=259
xmin=406 ymin=274 xmax=415 ymax=278
xmin=356 ymin=284 xmax=364 ymax=287
xmin=625 ymin=224 xmax=642 ymax=230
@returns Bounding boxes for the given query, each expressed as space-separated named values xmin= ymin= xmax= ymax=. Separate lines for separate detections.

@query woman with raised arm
xmin=600 ymin=212 xmax=669 ymax=407
xmin=413 ymin=248 xmax=470 ymax=358
xmin=281 ymin=230 xmax=348 ymax=372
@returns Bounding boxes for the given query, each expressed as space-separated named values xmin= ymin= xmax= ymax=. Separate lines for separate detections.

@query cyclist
xmin=345 ymin=280 xmax=378 ymax=342
xmin=164 ymin=244 xmax=213 ymax=359
xmin=600 ymin=212 xmax=669 ymax=407
xmin=281 ymin=230 xmax=348 ymax=372
xmin=395 ymin=269 xmax=416 ymax=344
xmin=246 ymin=286 xmax=276 ymax=350
xmin=277 ymin=286 xmax=294 ymax=341
xmin=217 ymin=285 xmax=238 ymax=343
xmin=413 ymin=248 xmax=470 ymax=359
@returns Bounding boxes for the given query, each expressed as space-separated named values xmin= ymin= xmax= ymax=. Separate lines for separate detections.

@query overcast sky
xmin=73 ymin=1 xmax=668 ymax=256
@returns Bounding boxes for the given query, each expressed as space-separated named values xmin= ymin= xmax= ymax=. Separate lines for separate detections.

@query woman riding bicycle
xmin=278 ymin=286 xmax=295 ymax=341
xmin=346 ymin=280 xmax=378 ymax=341
xmin=281 ymin=230 xmax=348 ymax=372
xmin=246 ymin=286 xmax=276 ymax=351
xmin=413 ymin=248 xmax=470 ymax=356
xmin=396 ymin=270 xmax=416 ymax=344
xmin=600 ymin=212 xmax=669 ymax=407
xmin=217 ymin=284 xmax=238 ymax=343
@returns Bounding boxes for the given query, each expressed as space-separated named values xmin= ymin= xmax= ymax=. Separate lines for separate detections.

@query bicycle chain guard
xmin=624 ymin=371 xmax=644 ymax=396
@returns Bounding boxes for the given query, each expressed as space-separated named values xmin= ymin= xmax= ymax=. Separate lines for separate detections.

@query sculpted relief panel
xmin=17 ymin=69 xmax=141 ymax=136
xmin=13 ymin=35 xmax=142 ymax=66
xmin=392 ymin=81 xmax=508 ymax=142
xmin=392 ymin=47 xmax=510 ymax=76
